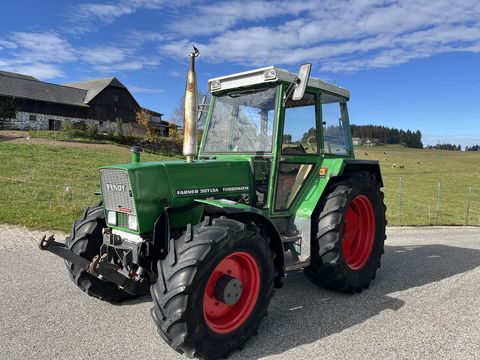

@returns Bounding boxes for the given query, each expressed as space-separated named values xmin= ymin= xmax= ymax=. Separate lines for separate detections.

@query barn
xmin=0 ymin=70 xmax=171 ymax=136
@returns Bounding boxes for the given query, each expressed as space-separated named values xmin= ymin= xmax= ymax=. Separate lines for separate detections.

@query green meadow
xmin=356 ymin=145 xmax=480 ymax=226
xmin=0 ymin=140 xmax=479 ymax=232
xmin=0 ymin=141 xmax=172 ymax=232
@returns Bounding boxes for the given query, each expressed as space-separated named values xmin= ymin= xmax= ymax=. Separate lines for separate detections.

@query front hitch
xmin=39 ymin=235 xmax=149 ymax=295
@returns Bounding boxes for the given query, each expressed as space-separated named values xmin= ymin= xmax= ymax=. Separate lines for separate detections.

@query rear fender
xmin=336 ymin=160 xmax=383 ymax=187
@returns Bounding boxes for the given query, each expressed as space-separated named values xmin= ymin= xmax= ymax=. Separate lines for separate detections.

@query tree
xmin=136 ymin=109 xmax=156 ymax=141
xmin=0 ymin=98 xmax=17 ymax=129
xmin=170 ymin=91 xmax=208 ymax=128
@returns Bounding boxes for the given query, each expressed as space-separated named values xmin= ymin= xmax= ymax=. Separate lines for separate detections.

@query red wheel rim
xmin=203 ymin=251 xmax=260 ymax=334
xmin=342 ymin=195 xmax=376 ymax=270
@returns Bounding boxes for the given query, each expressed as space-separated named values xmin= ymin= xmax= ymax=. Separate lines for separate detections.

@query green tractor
xmin=40 ymin=48 xmax=386 ymax=359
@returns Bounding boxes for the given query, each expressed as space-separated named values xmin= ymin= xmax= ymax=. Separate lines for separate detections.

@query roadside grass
xmin=356 ymin=145 xmax=480 ymax=226
xmin=0 ymin=141 xmax=174 ymax=232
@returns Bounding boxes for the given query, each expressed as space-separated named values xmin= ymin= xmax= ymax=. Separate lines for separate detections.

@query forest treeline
xmin=351 ymin=124 xmax=423 ymax=148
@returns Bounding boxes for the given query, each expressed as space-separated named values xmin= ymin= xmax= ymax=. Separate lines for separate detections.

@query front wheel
xmin=65 ymin=204 xmax=134 ymax=302
xmin=150 ymin=217 xmax=275 ymax=359
xmin=305 ymin=173 xmax=386 ymax=292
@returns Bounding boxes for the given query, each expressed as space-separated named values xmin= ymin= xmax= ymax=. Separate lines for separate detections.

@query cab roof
xmin=208 ymin=66 xmax=350 ymax=100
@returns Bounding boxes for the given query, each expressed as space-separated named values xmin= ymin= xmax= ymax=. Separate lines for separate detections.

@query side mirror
xmin=292 ymin=63 xmax=311 ymax=100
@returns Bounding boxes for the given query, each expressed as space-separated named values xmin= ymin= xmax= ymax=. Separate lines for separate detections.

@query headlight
xmin=107 ymin=211 xmax=117 ymax=225
xmin=128 ymin=215 xmax=138 ymax=231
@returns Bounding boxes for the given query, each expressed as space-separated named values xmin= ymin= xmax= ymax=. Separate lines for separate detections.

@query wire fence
xmin=1 ymin=175 xmax=480 ymax=229
xmin=387 ymin=176 xmax=480 ymax=226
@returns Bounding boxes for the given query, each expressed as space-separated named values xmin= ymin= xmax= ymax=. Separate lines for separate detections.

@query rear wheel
xmin=150 ymin=217 xmax=275 ymax=359
xmin=65 ymin=204 xmax=133 ymax=302
xmin=305 ymin=173 xmax=386 ymax=292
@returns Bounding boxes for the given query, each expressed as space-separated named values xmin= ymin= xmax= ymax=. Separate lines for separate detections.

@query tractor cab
xmin=198 ymin=66 xmax=353 ymax=219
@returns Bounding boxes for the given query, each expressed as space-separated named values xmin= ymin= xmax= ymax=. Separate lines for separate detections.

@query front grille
xmin=100 ymin=169 xmax=135 ymax=215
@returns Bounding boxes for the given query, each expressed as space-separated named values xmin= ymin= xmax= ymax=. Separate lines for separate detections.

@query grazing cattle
xmin=392 ymin=163 xmax=397 ymax=168
xmin=364 ymin=152 xmax=368 ymax=156
xmin=384 ymin=151 xmax=387 ymax=155
xmin=383 ymin=157 xmax=388 ymax=161
xmin=417 ymin=161 xmax=421 ymax=165
xmin=399 ymin=164 xmax=405 ymax=169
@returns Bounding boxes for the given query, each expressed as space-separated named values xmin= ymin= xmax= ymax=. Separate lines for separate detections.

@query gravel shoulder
xmin=0 ymin=224 xmax=479 ymax=359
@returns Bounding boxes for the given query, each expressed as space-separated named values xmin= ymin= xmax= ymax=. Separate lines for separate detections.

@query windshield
xmin=203 ymin=87 xmax=276 ymax=153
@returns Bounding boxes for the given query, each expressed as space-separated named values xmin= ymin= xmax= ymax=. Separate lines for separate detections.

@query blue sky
xmin=1 ymin=0 xmax=479 ymax=146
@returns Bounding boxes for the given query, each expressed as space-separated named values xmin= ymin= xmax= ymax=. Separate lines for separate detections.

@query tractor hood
xmin=99 ymin=159 xmax=253 ymax=234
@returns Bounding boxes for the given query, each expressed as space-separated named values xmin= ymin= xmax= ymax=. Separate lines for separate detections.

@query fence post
xmin=435 ymin=182 xmax=441 ymax=225
xmin=466 ymin=186 xmax=472 ymax=225
xmin=399 ymin=176 xmax=403 ymax=225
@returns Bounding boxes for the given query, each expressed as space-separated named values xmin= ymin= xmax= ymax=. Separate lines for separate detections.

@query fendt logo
xmin=106 ymin=183 xmax=126 ymax=192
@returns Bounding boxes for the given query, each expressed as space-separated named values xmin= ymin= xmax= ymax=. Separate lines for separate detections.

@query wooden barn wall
xmin=88 ymin=86 xmax=140 ymax=123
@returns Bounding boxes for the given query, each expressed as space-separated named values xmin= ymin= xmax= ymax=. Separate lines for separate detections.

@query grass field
xmin=0 ymin=140 xmax=173 ymax=232
xmin=1 ymin=138 xmax=480 ymax=232
xmin=356 ymin=145 xmax=480 ymax=226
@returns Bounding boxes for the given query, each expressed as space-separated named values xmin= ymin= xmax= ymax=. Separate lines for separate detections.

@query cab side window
xmin=282 ymin=93 xmax=318 ymax=155
xmin=322 ymin=101 xmax=350 ymax=155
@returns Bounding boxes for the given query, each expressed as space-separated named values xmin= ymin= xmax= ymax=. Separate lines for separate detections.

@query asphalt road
xmin=1 ymin=225 xmax=479 ymax=360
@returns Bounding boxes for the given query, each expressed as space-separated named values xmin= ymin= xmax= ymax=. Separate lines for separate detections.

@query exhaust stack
xmin=183 ymin=46 xmax=200 ymax=163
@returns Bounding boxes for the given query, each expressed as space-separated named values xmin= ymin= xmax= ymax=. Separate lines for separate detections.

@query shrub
xmin=85 ymin=120 xmax=99 ymax=138
xmin=61 ymin=119 xmax=75 ymax=136
xmin=122 ymin=122 xmax=135 ymax=137
xmin=72 ymin=121 xmax=87 ymax=131
xmin=106 ymin=120 xmax=115 ymax=137
xmin=115 ymin=119 xmax=125 ymax=139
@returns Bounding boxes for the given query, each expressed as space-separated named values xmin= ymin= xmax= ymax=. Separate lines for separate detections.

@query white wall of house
xmin=2 ymin=111 xmax=164 ymax=138
xmin=2 ymin=112 xmax=87 ymax=130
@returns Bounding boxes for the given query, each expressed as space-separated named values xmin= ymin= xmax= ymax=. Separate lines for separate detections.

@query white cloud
xmin=161 ymin=0 xmax=480 ymax=71
xmin=10 ymin=32 xmax=76 ymax=62
xmin=66 ymin=0 xmax=187 ymax=33
xmin=0 ymin=59 xmax=64 ymax=79
xmin=0 ymin=31 xmax=161 ymax=80
xmin=0 ymin=40 xmax=17 ymax=50
xmin=92 ymin=57 xmax=160 ymax=73
xmin=70 ymin=3 xmax=133 ymax=24
xmin=168 ymin=0 xmax=317 ymax=36
xmin=129 ymin=85 xmax=164 ymax=94
xmin=0 ymin=32 xmax=74 ymax=79
xmin=79 ymin=46 xmax=126 ymax=64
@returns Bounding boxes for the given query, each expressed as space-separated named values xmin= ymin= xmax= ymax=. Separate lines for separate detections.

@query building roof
xmin=0 ymin=71 xmax=88 ymax=107
xmin=64 ymin=77 xmax=127 ymax=103
xmin=0 ymin=70 xmax=39 ymax=81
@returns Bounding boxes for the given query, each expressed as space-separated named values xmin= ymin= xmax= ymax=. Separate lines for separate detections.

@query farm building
xmin=0 ymin=70 xmax=171 ymax=136
xmin=352 ymin=137 xmax=363 ymax=146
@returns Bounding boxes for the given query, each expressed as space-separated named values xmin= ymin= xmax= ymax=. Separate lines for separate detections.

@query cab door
xmin=269 ymin=89 xmax=321 ymax=215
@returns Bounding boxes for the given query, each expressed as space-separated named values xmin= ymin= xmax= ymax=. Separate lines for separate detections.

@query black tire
xmin=65 ymin=204 xmax=133 ymax=302
xmin=305 ymin=173 xmax=386 ymax=292
xmin=150 ymin=217 xmax=275 ymax=359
